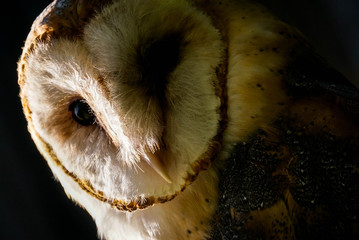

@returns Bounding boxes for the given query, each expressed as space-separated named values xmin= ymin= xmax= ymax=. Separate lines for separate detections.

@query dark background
xmin=1 ymin=1 xmax=358 ymax=239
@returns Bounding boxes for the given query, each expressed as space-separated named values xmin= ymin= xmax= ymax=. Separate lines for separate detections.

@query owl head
xmin=18 ymin=0 xmax=227 ymax=212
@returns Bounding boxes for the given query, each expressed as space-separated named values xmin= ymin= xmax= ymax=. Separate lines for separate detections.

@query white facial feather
xmin=21 ymin=0 xmax=226 ymax=239
xmin=83 ymin=0 xmax=224 ymax=158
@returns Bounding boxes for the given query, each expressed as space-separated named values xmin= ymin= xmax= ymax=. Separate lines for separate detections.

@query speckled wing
xmin=211 ymin=40 xmax=359 ymax=239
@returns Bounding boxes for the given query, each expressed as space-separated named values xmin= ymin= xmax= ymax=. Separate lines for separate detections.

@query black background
xmin=1 ymin=1 xmax=358 ymax=239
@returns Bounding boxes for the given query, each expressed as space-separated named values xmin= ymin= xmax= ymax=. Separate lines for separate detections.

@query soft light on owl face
xmin=19 ymin=0 xmax=227 ymax=210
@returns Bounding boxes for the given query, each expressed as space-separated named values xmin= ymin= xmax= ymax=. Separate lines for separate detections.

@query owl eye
xmin=69 ymin=99 xmax=96 ymax=126
xmin=138 ymin=33 xmax=182 ymax=97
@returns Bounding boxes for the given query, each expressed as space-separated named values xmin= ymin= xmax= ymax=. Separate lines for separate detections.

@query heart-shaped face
xmin=18 ymin=0 xmax=227 ymax=212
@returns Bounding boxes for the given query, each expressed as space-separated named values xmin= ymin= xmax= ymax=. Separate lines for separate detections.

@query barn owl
xmin=18 ymin=0 xmax=359 ymax=239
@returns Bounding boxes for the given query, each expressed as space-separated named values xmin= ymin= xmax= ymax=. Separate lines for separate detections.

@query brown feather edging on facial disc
xmin=18 ymin=0 xmax=228 ymax=212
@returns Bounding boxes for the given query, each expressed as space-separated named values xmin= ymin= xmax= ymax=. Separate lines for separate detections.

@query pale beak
xmin=143 ymin=150 xmax=172 ymax=184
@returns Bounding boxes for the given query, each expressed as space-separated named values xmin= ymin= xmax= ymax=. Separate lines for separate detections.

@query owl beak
xmin=144 ymin=150 xmax=172 ymax=184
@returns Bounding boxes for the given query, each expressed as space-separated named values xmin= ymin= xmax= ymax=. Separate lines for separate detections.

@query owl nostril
xmin=137 ymin=33 xmax=183 ymax=100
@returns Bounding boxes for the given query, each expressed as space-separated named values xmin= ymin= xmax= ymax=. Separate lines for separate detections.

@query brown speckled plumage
xmin=211 ymin=47 xmax=359 ymax=239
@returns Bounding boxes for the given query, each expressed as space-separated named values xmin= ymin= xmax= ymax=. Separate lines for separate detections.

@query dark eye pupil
xmin=69 ymin=100 xmax=95 ymax=126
